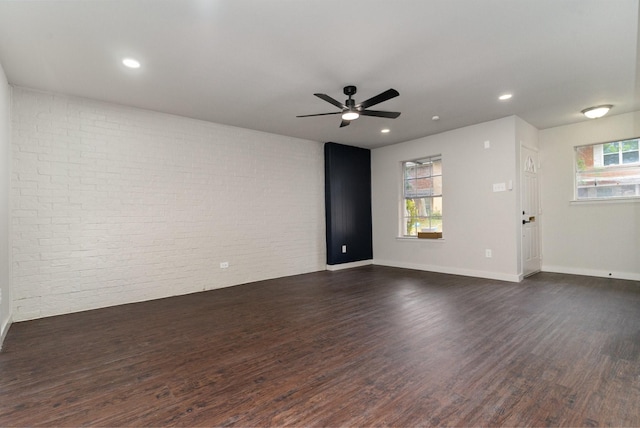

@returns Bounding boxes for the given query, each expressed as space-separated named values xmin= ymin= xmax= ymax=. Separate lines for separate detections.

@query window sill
xmin=570 ymin=197 xmax=640 ymax=205
xmin=396 ymin=236 xmax=445 ymax=242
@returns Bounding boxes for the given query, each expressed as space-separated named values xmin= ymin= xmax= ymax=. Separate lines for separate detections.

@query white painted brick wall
xmin=11 ymin=87 xmax=326 ymax=321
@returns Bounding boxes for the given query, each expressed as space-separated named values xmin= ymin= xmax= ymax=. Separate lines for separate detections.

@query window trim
xmin=400 ymin=155 xmax=443 ymax=238
xmin=574 ymin=137 xmax=640 ymax=202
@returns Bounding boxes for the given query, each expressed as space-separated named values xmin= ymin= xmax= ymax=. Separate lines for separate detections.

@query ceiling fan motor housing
xmin=345 ymin=99 xmax=356 ymax=109
xmin=344 ymin=86 xmax=357 ymax=110
xmin=343 ymin=85 xmax=357 ymax=96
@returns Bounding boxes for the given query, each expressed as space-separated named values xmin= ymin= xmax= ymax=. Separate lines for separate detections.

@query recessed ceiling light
xmin=581 ymin=105 xmax=612 ymax=119
xmin=122 ymin=58 xmax=141 ymax=69
xmin=498 ymin=93 xmax=513 ymax=101
xmin=381 ymin=128 xmax=390 ymax=133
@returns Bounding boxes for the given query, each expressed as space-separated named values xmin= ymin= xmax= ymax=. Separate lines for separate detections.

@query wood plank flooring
xmin=1 ymin=266 xmax=639 ymax=426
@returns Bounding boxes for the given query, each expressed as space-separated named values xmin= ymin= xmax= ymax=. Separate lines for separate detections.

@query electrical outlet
xmin=341 ymin=245 xmax=347 ymax=254
xmin=220 ymin=262 xmax=229 ymax=269
xmin=485 ymin=249 xmax=492 ymax=258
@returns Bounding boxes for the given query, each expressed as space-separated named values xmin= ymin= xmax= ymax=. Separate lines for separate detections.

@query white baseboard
xmin=373 ymin=259 xmax=521 ymax=283
xmin=542 ymin=265 xmax=640 ymax=282
xmin=326 ymin=259 xmax=373 ymax=271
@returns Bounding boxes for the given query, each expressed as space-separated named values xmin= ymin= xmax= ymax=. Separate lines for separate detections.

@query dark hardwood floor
xmin=1 ymin=266 xmax=639 ymax=427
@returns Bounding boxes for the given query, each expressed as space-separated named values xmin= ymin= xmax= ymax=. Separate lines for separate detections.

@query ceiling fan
xmin=296 ymin=85 xmax=401 ymax=128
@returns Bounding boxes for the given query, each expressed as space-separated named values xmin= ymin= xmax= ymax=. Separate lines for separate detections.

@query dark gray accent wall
xmin=324 ymin=142 xmax=373 ymax=265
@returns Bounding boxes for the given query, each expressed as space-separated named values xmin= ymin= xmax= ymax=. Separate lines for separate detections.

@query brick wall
xmin=11 ymin=87 xmax=326 ymax=321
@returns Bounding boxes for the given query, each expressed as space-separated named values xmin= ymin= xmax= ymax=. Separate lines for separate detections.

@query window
xmin=402 ymin=155 xmax=442 ymax=236
xmin=575 ymin=138 xmax=640 ymax=200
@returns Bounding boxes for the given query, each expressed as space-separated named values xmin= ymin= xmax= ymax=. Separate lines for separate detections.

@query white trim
xmin=570 ymin=197 xmax=640 ymax=204
xmin=542 ymin=265 xmax=640 ymax=282
xmin=326 ymin=259 xmax=373 ymax=271
xmin=0 ymin=316 xmax=12 ymax=351
xmin=396 ymin=236 xmax=445 ymax=243
xmin=373 ymin=259 xmax=521 ymax=283
xmin=520 ymin=144 xmax=539 ymax=153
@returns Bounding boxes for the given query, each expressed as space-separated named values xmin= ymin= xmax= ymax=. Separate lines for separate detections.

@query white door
xmin=521 ymin=146 xmax=541 ymax=277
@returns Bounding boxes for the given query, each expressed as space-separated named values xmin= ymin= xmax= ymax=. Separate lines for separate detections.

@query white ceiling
xmin=0 ymin=0 xmax=638 ymax=149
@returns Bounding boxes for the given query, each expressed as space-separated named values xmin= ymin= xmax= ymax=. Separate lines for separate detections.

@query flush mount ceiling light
xmin=498 ymin=93 xmax=513 ymax=101
xmin=381 ymin=128 xmax=390 ymax=133
xmin=581 ymin=105 xmax=613 ymax=119
xmin=122 ymin=58 xmax=141 ymax=69
xmin=341 ymin=110 xmax=360 ymax=121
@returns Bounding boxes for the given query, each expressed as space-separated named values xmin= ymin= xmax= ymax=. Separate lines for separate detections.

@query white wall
xmin=11 ymin=87 xmax=326 ymax=321
xmin=0 ymin=62 xmax=11 ymax=347
xmin=372 ymin=116 xmax=521 ymax=282
xmin=539 ymin=111 xmax=640 ymax=280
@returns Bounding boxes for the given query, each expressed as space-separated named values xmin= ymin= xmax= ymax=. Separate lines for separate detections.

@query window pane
xmin=404 ymin=178 xmax=417 ymax=198
xmin=432 ymin=176 xmax=442 ymax=195
xmin=596 ymin=187 xmax=613 ymax=198
xmin=622 ymin=151 xmax=639 ymax=164
xmin=415 ymin=162 xmax=432 ymax=178
xmin=403 ymin=197 xmax=443 ymax=235
xmin=575 ymin=146 xmax=591 ymax=171
xmin=432 ymin=158 xmax=442 ymax=175
xmin=621 ymin=140 xmax=639 ymax=152
xmin=413 ymin=177 xmax=432 ymax=197
xmin=432 ymin=196 xmax=443 ymax=232
xmin=577 ymin=187 xmax=590 ymax=198
xmin=603 ymin=142 xmax=619 ymax=154
xmin=403 ymin=198 xmax=420 ymax=236
xmin=604 ymin=153 xmax=619 ymax=166
xmin=414 ymin=198 xmax=431 ymax=216
xmin=404 ymin=163 xmax=417 ymax=181
xmin=621 ymin=185 xmax=640 ymax=197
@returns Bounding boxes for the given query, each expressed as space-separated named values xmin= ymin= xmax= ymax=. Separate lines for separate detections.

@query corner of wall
xmin=0 ymin=65 xmax=12 ymax=349
xmin=0 ymin=315 xmax=12 ymax=351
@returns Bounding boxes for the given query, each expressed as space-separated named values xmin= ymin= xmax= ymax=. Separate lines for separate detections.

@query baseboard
xmin=0 ymin=316 xmax=12 ymax=352
xmin=542 ymin=265 xmax=640 ymax=282
xmin=326 ymin=259 xmax=373 ymax=271
xmin=373 ymin=259 xmax=521 ymax=283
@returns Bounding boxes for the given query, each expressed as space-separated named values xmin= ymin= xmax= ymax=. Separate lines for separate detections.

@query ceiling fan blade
xmin=339 ymin=119 xmax=351 ymax=128
xmin=296 ymin=112 xmax=342 ymax=118
xmin=314 ymin=93 xmax=346 ymax=109
xmin=359 ymin=110 xmax=401 ymax=119
xmin=356 ymin=89 xmax=399 ymax=110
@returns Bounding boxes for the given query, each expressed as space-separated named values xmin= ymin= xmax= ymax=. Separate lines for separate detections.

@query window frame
xmin=400 ymin=155 xmax=443 ymax=237
xmin=574 ymin=137 xmax=640 ymax=201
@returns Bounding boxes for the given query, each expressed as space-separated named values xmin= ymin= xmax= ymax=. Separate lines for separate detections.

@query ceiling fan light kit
xmin=297 ymin=85 xmax=401 ymax=128
xmin=341 ymin=111 xmax=360 ymax=121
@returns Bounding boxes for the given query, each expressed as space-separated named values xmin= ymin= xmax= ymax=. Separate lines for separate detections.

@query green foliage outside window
xmin=406 ymin=199 xmax=418 ymax=235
